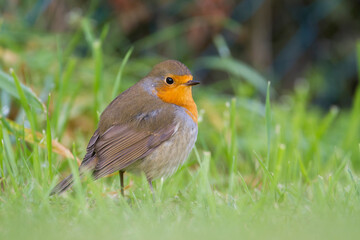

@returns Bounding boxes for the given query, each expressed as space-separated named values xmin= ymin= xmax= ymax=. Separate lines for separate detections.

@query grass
xmin=0 ymin=21 xmax=360 ymax=240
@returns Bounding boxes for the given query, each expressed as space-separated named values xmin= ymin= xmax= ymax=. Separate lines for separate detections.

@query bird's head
xmin=144 ymin=60 xmax=200 ymax=123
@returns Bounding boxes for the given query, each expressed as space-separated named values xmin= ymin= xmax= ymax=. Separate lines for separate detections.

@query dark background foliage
xmin=1 ymin=0 xmax=359 ymax=108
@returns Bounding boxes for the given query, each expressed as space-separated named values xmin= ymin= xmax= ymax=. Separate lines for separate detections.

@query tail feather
xmin=50 ymin=156 xmax=98 ymax=196
xmin=50 ymin=174 xmax=74 ymax=195
xmin=50 ymin=129 xmax=99 ymax=196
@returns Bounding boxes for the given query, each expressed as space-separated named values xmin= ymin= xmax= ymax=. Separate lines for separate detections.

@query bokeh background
xmin=1 ymin=0 xmax=359 ymax=107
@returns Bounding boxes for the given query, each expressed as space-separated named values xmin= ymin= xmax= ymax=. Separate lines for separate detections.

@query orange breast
xmin=156 ymin=77 xmax=198 ymax=123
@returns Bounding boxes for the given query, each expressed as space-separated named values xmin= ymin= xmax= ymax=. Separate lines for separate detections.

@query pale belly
xmin=128 ymin=107 xmax=198 ymax=180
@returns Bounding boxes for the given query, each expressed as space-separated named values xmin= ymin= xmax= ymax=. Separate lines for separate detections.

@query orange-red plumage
xmin=156 ymin=74 xmax=198 ymax=123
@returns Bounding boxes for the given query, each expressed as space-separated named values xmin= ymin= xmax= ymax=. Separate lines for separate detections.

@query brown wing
xmin=82 ymin=130 xmax=99 ymax=163
xmin=92 ymin=124 xmax=176 ymax=179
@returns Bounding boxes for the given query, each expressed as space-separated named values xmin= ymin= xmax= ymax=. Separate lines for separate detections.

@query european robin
xmin=51 ymin=60 xmax=199 ymax=196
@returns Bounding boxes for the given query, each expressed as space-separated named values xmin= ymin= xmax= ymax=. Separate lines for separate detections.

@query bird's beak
xmin=184 ymin=80 xmax=200 ymax=86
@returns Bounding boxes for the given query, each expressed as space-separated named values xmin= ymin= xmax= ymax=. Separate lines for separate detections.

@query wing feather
xmin=92 ymin=124 xmax=176 ymax=179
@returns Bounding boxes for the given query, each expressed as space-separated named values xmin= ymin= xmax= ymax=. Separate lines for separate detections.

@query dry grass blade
xmin=4 ymin=118 xmax=81 ymax=165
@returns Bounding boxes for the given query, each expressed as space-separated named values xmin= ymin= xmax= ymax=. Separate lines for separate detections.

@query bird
xmin=51 ymin=60 xmax=199 ymax=196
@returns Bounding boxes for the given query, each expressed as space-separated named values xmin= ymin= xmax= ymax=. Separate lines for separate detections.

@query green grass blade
xmin=254 ymin=151 xmax=273 ymax=182
xmin=0 ymin=70 xmax=44 ymax=111
xmin=68 ymin=143 xmax=86 ymax=205
xmin=197 ymin=56 xmax=268 ymax=94
xmin=0 ymin=123 xmax=4 ymax=178
xmin=92 ymin=40 xmax=103 ymax=121
xmin=111 ymin=47 xmax=134 ymax=99
xmin=10 ymin=69 xmax=36 ymax=130
xmin=53 ymin=58 xmax=76 ymax=137
xmin=81 ymin=18 xmax=104 ymax=121
xmin=10 ymin=68 xmax=41 ymax=179
xmin=228 ymin=98 xmax=237 ymax=192
xmin=46 ymin=94 xmax=53 ymax=179
xmin=100 ymin=23 xmax=110 ymax=42
xmin=298 ymin=156 xmax=310 ymax=184
xmin=198 ymin=151 xmax=216 ymax=216
xmin=81 ymin=18 xmax=95 ymax=44
xmin=238 ymin=173 xmax=255 ymax=202
xmin=213 ymin=34 xmax=231 ymax=58
xmin=343 ymin=41 xmax=360 ymax=155
xmin=265 ymin=81 xmax=271 ymax=167
xmin=1 ymin=125 xmax=18 ymax=192
xmin=347 ymin=168 xmax=360 ymax=199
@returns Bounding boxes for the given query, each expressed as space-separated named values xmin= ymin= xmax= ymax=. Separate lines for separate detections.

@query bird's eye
xmin=166 ymin=77 xmax=174 ymax=85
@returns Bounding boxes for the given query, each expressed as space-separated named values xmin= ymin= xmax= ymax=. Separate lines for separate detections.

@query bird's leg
xmin=119 ymin=170 xmax=125 ymax=196
xmin=147 ymin=177 xmax=156 ymax=201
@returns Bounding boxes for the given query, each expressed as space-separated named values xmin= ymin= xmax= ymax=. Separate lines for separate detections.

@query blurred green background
xmin=1 ymin=1 xmax=360 ymax=239
xmin=1 ymin=0 xmax=359 ymax=106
